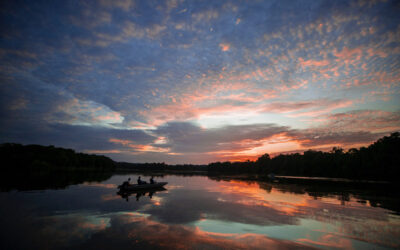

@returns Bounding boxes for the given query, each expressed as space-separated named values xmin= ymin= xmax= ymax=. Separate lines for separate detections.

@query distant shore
xmin=115 ymin=168 xmax=395 ymax=186
xmin=2 ymin=132 xmax=399 ymax=183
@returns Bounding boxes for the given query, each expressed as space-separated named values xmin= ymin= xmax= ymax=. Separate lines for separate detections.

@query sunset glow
xmin=0 ymin=0 xmax=399 ymax=163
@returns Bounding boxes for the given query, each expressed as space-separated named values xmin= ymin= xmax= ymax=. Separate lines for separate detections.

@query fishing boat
xmin=118 ymin=182 xmax=168 ymax=191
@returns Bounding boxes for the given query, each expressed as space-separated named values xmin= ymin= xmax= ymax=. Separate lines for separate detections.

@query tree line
xmin=208 ymin=132 xmax=400 ymax=181
xmin=1 ymin=132 xmax=399 ymax=181
xmin=1 ymin=143 xmax=116 ymax=173
xmin=117 ymin=162 xmax=207 ymax=172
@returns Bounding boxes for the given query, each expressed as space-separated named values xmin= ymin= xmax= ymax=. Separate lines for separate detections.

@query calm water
xmin=1 ymin=174 xmax=399 ymax=249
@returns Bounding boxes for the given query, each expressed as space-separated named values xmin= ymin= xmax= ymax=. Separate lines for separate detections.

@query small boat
xmin=118 ymin=182 xmax=168 ymax=191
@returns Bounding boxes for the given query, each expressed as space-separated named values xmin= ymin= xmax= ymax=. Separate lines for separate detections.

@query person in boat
xmin=150 ymin=176 xmax=155 ymax=184
xmin=122 ymin=177 xmax=131 ymax=188
xmin=137 ymin=176 xmax=147 ymax=185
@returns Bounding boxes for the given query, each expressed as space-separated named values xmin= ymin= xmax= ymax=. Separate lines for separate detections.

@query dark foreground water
xmin=0 ymin=174 xmax=399 ymax=249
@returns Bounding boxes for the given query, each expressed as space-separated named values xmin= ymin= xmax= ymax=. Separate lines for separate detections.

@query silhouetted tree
xmin=0 ymin=143 xmax=116 ymax=172
xmin=252 ymin=132 xmax=400 ymax=181
xmin=206 ymin=132 xmax=399 ymax=181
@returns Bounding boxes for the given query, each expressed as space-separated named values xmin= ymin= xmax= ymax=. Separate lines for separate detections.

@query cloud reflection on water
xmin=0 ymin=175 xmax=399 ymax=249
xmin=72 ymin=213 xmax=315 ymax=250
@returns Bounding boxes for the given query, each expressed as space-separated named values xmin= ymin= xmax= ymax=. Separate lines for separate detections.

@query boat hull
xmin=118 ymin=182 xmax=168 ymax=191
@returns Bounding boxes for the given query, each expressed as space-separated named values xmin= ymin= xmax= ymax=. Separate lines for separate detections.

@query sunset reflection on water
xmin=0 ymin=174 xmax=398 ymax=249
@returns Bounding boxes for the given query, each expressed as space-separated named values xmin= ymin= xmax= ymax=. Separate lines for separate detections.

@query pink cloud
xmin=109 ymin=138 xmax=132 ymax=146
xmin=109 ymin=138 xmax=170 ymax=153
xmin=85 ymin=149 xmax=125 ymax=154
xmin=367 ymin=48 xmax=388 ymax=58
xmin=334 ymin=47 xmax=363 ymax=61
xmin=136 ymin=76 xmax=277 ymax=127
xmin=324 ymin=110 xmax=400 ymax=133
xmin=261 ymin=100 xmax=316 ymax=113
xmin=290 ymin=110 xmax=400 ymax=149
xmin=219 ymin=43 xmax=230 ymax=52
xmin=97 ymin=112 xmax=124 ymax=123
xmin=340 ymin=70 xmax=400 ymax=89
xmin=299 ymin=57 xmax=330 ymax=67
xmin=262 ymin=99 xmax=354 ymax=117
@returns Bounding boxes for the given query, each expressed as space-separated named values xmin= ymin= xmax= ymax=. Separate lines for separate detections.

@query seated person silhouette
xmin=122 ymin=177 xmax=131 ymax=188
xmin=137 ymin=176 xmax=147 ymax=185
xmin=150 ymin=176 xmax=155 ymax=184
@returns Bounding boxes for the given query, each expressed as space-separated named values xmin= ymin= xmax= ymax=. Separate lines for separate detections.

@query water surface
xmin=1 ymin=174 xmax=399 ymax=249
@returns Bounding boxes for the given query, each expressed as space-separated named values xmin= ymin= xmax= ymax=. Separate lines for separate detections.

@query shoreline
xmin=114 ymin=168 xmax=395 ymax=185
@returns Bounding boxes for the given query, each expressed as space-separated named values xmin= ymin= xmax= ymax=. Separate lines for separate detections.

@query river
xmin=0 ymin=173 xmax=399 ymax=249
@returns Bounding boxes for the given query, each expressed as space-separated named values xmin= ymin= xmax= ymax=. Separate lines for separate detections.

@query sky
xmin=0 ymin=0 xmax=399 ymax=164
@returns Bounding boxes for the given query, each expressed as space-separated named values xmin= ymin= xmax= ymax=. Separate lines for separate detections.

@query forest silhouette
xmin=118 ymin=132 xmax=400 ymax=181
xmin=1 ymin=132 xmax=399 ymax=182
xmin=0 ymin=144 xmax=115 ymax=190
xmin=208 ymin=132 xmax=400 ymax=181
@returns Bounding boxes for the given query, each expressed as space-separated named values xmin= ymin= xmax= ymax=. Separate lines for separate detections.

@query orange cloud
xmin=334 ymin=47 xmax=363 ymax=61
xmin=137 ymin=79 xmax=269 ymax=127
xmin=288 ymin=99 xmax=353 ymax=117
xmin=109 ymin=138 xmax=132 ymax=146
xmin=324 ymin=110 xmax=400 ymax=134
xmin=128 ymin=144 xmax=170 ymax=153
xmin=219 ymin=43 xmax=230 ymax=51
xmin=202 ymin=133 xmax=303 ymax=162
xmin=109 ymin=138 xmax=171 ymax=153
xmin=85 ymin=149 xmax=124 ymax=154
xmin=299 ymin=58 xmax=330 ymax=67
xmin=192 ymin=9 xmax=219 ymax=23
xmin=366 ymin=48 xmax=388 ymax=58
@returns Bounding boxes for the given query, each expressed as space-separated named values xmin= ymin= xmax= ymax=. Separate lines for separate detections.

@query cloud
xmin=299 ymin=58 xmax=330 ymax=68
xmin=146 ymin=188 xmax=298 ymax=225
xmin=148 ymin=108 xmax=400 ymax=161
xmin=321 ymin=110 xmax=400 ymax=133
xmin=287 ymin=100 xmax=354 ymax=117
xmin=1 ymin=0 xmax=399 ymax=164
xmin=71 ymin=213 xmax=312 ymax=249
xmin=69 ymin=9 xmax=112 ymax=29
xmin=109 ymin=138 xmax=171 ymax=154
xmin=192 ymin=9 xmax=219 ymax=24
xmin=294 ymin=130 xmax=382 ymax=148
xmin=49 ymin=97 xmax=124 ymax=128
xmin=291 ymin=109 xmax=400 ymax=148
xmin=136 ymin=80 xmax=264 ymax=127
xmin=2 ymin=172 xmax=398 ymax=249
xmin=0 ymin=120 xmax=155 ymax=154
xmin=98 ymin=0 xmax=135 ymax=11
xmin=71 ymin=16 xmax=167 ymax=48
xmin=219 ymin=43 xmax=231 ymax=51
xmin=153 ymin=122 xmax=291 ymax=155
xmin=261 ymin=99 xmax=353 ymax=117
xmin=334 ymin=47 xmax=363 ymax=61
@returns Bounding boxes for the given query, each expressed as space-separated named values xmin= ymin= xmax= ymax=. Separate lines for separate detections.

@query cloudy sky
xmin=1 ymin=0 xmax=399 ymax=164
